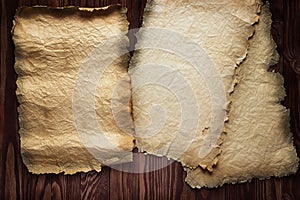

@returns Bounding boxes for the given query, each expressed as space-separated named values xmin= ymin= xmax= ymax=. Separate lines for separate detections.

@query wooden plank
xmin=51 ymin=174 xmax=67 ymax=200
xmin=109 ymin=152 xmax=227 ymax=200
xmin=26 ymin=174 xmax=51 ymax=200
xmin=109 ymin=169 xmax=133 ymax=199
xmin=1 ymin=0 xmax=25 ymax=199
xmin=81 ymin=169 xmax=110 ymax=200
xmin=281 ymin=0 xmax=300 ymax=199
xmin=0 ymin=0 xmax=299 ymax=199
xmin=66 ymin=173 xmax=81 ymax=200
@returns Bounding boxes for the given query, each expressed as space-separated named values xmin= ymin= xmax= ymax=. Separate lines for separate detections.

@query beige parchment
xmin=129 ymin=0 xmax=260 ymax=171
xmin=13 ymin=6 xmax=134 ymax=174
xmin=185 ymin=4 xmax=299 ymax=188
xmin=13 ymin=1 xmax=298 ymax=185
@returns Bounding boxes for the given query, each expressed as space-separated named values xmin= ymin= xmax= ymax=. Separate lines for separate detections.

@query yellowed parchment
xmin=148 ymin=0 xmax=260 ymax=24
xmin=185 ymin=4 xmax=299 ymax=188
xmin=129 ymin=0 xmax=260 ymax=171
xmin=14 ymin=1 xmax=298 ymax=185
xmin=13 ymin=6 xmax=134 ymax=174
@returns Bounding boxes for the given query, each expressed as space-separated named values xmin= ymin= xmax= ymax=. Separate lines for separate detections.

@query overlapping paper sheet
xmin=129 ymin=0 xmax=260 ymax=171
xmin=13 ymin=6 xmax=134 ymax=174
xmin=13 ymin=0 xmax=298 ymax=187
xmin=185 ymin=4 xmax=299 ymax=188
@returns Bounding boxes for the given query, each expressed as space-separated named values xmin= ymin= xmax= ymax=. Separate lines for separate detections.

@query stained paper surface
xmin=129 ymin=0 xmax=260 ymax=170
xmin=13 ymin=1 xmax=298 ymax=186
xmin=13 ymin=6 xmax=134 ymax=174
xmin=185 ymin=4 xmax=299 ymax=188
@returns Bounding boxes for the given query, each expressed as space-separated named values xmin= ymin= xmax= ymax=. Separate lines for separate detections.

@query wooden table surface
xmin=1 ymin=0 xmax=299 ymax=199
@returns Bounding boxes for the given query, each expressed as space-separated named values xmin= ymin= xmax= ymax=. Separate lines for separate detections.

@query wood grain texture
xmin=1 ymin=0 xmax=299 ymax=199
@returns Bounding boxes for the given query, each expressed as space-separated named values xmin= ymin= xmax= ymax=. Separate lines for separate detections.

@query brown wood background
xmin=1 ymin=0 xmax=299 ymax=199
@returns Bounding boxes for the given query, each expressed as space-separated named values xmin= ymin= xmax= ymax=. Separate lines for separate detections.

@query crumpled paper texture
xmin=147 ymin=0 xmax=260 ymax=24
xmin=13 ymin=6 xmax=134 ymax=174
xmin=129 ymin=0 xmax=260 ymax=171
xmin=185 ymin=4 xmax=299 ymax=188
xmin=13 ymin=1 xmax=298 ymax=187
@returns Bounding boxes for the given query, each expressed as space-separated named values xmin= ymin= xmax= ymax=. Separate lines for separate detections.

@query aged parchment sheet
xmin=13 ymin=1 xmax=298 ymax=185
xmin=129 ymin=0 xmax=260 ymax=171
xmin=13 ymin=6 xmax=134 ymax=174
xmin=185 ymin=4 xmax=299 ymax=188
